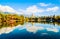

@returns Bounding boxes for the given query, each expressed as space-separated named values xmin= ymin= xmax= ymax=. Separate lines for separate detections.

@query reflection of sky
xmin=0 ymin=23 xmax=60 ymax=34
xmin=0 ymin=23 xmax=60 ymax=39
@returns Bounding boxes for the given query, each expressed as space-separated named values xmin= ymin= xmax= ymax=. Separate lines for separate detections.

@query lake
xmin=0 ymin=22 xmax=60 ymax=39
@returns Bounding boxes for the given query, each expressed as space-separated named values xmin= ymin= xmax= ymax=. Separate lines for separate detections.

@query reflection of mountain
xmin=0 ymin=27 xmax=15 ymax=35
xmin=0 ymin=23 xmax=24 ymax=35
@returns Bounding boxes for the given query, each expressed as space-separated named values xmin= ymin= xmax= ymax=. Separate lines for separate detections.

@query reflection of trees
xmin=29 ymin=21 xmax=60 ymax=26
xmin=0 ymin=21 xmax=24 ymax=29
xmin=0 ymin=13 xmax=24 ymax=29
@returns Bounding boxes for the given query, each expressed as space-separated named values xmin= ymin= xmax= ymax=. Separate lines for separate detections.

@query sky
xmin=0 ymin=0 xmax=60 ymax=16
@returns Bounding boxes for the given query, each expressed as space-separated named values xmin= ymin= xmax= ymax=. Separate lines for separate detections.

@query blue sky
xmin=0 ymin=0 xmax=60 ymax=16
xmin=0 ymin=0 xmax=60 ymax=9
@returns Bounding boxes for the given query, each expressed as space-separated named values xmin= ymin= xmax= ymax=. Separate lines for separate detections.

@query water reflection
xmin=28 ymin=21 xmax=60 ymax=26
xmin=0 ymin=26 xmax=15 ymax=35
xmin=0 ymin=21 xmax=60 ymax=34
xmin=0 ymin=21 xmax=60 ymax=39
xmin=25 ymin=22 xmax=59 ymax=33
xmin=0 ymin=21 xmax=24 ymax=28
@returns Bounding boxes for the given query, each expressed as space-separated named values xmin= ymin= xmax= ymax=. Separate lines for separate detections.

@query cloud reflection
xmin=26 ymin=26 xmax=44 ymax=33
xmin=25 ymin=25 xmax=59 ymax=33
xmin=0 ymin=27 xmax=15 ymax=35
xmin=46 ymin=28 xmax=59 ymax=32
xmin=0 ymin=25 xmax=59 ymax=35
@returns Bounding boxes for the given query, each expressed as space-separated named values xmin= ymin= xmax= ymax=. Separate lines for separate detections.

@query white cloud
xmin=46 ymin=6 xmax=59 ymax=12
xmin=0 ymin=5 xmax=25 ymax=14
xmin=36 ymin=9 xmax=44 ymax=13
xmin=0 ymin=3 xmax=59 ymax=16
xmin=26 ymin=5 xmax=45 ymax=13
xmin=26 ymin=26 xmax=59 ymax=33
xmin=40 ymin=3 xmax=50 ymax=6
xmin=19 ymin=4 xmax=59 ymax=16
xmin=0 ymin=27 xmax=15 ymax=35
xmin=46 ymin=28 xmax=59 ymax=32
xmin=17 ymin=3 xmax=59 ymax=16
xmin=15 ymin=25 xmax=26 ymax=30
xmin=0 ymin=25 xmax=26 ymax=35
xmin=18 ymin=9 xmax=25 ymax=14
xmin=26 ymin=26 xmax=44 ymax=33
xmin=26 ymin=5 xmax=38 ymax=13
xmin=18 ymin=5 xmax=45 ymax=16
xmin=0 ymin=5 xmax=16 ymax=13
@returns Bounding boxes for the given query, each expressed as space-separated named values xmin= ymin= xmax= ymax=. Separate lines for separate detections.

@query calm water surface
xmin=0 ymin=22 xmax=60 ymax=39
